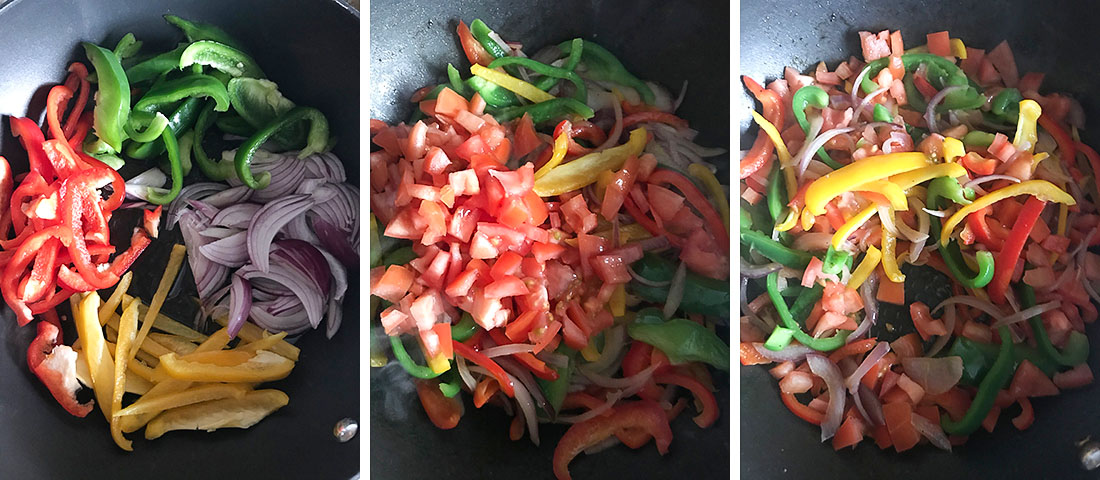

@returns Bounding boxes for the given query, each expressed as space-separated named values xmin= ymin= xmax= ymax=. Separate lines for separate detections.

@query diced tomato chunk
xmin=882 ymin=401 xmax=921 ymax=453
xmin=449 ymin=169 xmax=480 ymax=196
xmin=484 ymin=275 xmax=529 ymax=298
xmin=532 ymin=241 xmax=566 ymax=263
xmin=490 ymin=251 xmax=523 ymax=280
xmin=372 ymin=265 xmax=415 ymax=303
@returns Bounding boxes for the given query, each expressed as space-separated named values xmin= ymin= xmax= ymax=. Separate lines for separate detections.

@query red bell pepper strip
xmin=60 ymin=171 xmax=120 ymax=290
xmin=487 ymin=328 xmax=558 ymax=381
xmin=2 ymin=226 xmax=67 ymax=325
xmin=988 ymin=196 xmax=1046 ymax=304
xmin=5 ymin=171 xmax=54 ymax=241
xmin=553 ymin=120 xmax=593 ymax=156
xmin=966 ymin=207 xmax=1005 ymax=251
xmin=9 ymin=116 xmax=56 ymax=180
xmin=646 ymin=168 xmax=729 ymax=252
xmin=740 ymin=89 xmax=783 ymax=179
xmin=22 ymin=237 xmax=60 ymax=303
xmin=0 ymin=156 xmax=12 ymax=236
xmin=62 ymin=63 xmax=90 ymax=139
xmin=653 ymin=372 xmax=719 ymax=428
xmin=1077 ymin=140 xmax=1100 ymax=189
xmin=621 ymin=111 xmax=690 ymax=130
xmin=27 ymin=314 xmax=93 ymax=417
xmin=569 ymin=120 xmax=607 ymax=146
xmin=1038 ymin=115 xmax=1076 ymax=171
xmin=414 ymin=378 xmax=463 ymax=429
xmin=78 ymin=153 xmax=126 ymax=212
xmin=456 ymin=21 xmax=493 ymax=67
xmin=453 ymin=339 xmax=516 ymax=397
xmin=27 ymin=285 xmax=77 ymax=315
xmin=781 ymin=391 xmax=824 ymax=425
xmin=553 ymin=401 xmax=673 ymax=480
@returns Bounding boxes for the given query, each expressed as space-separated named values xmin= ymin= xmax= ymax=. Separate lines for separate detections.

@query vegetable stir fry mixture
xmin=741 ymin=29 xmax=1097 ymax=452
xmin=2 ymin=15 xmax=354 ymax=450
xmin=371 ymin=19 xmax=729 ymax=479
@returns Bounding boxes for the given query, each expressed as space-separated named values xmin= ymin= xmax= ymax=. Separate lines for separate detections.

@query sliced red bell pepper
xmin=2 ymin=226 xmax=67 ymax=325
xmin=487 ymin=328 xmax=558 ymax=381
xmin=781 ymin=391 xmax=824 ymax=425
xmin=646 ymin=168 xmax=729 ymax=253
xmin=60 ymin=170 xmax=120 ymax=290
xmin=741 ymin=88 xmax=783 ymax=179
xmin=0 ymin=156 xmax=12 ymax=235
xmin=453 ymin=339 xmax=516 ymax=397
xmin=9 ymin=116 xmax=55 ymax=180
xmin=653 ymin=372 xmax=719 ymax=428
xmin=22 ymin=237 xmax=60 ymax=302
xmin=553 ymin=401 xmax=673 ymax=480
xmin=1038 ymin=115 xmax=1076 ymax=171
xmin=988 ymin=196 xmax=1045 ymax=304
xmin=414 ymin=378 xmax=463 ymax=429
xmin=27 ymin=315 xmax=93 ymax=417
xmin=621 ymin=111 xmax=690 ymax=130
xmin=61 ymin=62 xmax=90 ymax=139
xmin=966 ymin=207 xmax=1005 ymax=251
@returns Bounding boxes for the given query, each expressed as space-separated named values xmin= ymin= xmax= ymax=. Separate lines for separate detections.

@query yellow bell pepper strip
xmin=115 ymin=383 xmax=251 ymax=418
xmin=122 ymin=294 xmax=208 ymax=343
xmin=1013 ymin=99 xmax=1042 ymax=152
xmin=848 ymin=245 xmax=883 ymax=290
xmin=237 ymin=331 xmax=289 ymax=353
xmin=470 ymin=64 xmax=555 ymax=103
xmin=111 ymin=300 xmax=139 ymax=450
xmin=889 ymin=163 xmax=968 ymax=192
xmin=534 ymin=128 xmax=570 ymax=180
xmin=580 ymin=339 xmax=601 ymax=362
xmin=144 ymin=389 xmax=289 ymax=440
xmin=881 ymin=222 xmax=905 ymax=283
xmin=804 ymin=152 xmax=928 ymax=216
xmin=129 ymin=244 xmax=187 ymax=363
xmin=99 ymin=271 xmax=133 ymax=326
xmin=533 ymin=127 xmax=647 ymax=196
xmin=854 ymin=180 xmax=909 ymax=211
xmin=939 ymin=180 xmax=1075 ymax=246
xmin=831 ymin=207 xmax=877 ymax=249
xmin=610 ymin=285 xmax=627 ymax=316
xmin=688 ymin=163 xmax=731 ymax=230
xmin=146 ymin=333 xmax=198 ymax=356
xmin=74 ymin=292 xmax=117 ymax=422
xmin=428 ymin=354 xmax=451 ymax=375
xmin=749 ymin=110 xmax=799 ymax=230
xmin=943 ymin=137 xmax=966 ymax=162
xmin=159 ymin=350 xmax=295 ymax=383
xmin=950 ymin=38 xmax=968 ymax=58
xmin=213 ymin=315 xmax=299 ymax=361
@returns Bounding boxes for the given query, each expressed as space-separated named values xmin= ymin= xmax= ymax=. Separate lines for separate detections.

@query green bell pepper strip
xmin=123 ymin=111 xmax=170 ymax=143
xmin=125 ymin=44 xmax=188 ymax=85
xmin=215 ymin=114 xmax=256 ymax=136
xmin=558 ymin=39 xmax=654 ymax=104
xmin=173 ymin=130 xmax=194 ymax=177
xmin=144 ymin=127 xmax=184 ymax=205
xmin=234 ymin=106 xmax=330 ymax=189
xmin=164 ymin=14 xmax=248 ymax=51
xmin=225 ymin=77 xmax=305 ymax=149
xmin=179 ymin=40 xmax=264 ymax=78
xmin=488 ymin=56 xmax=587 ymax=103
xmin=438 ymin=368 xmax=462 ymax=398
xmin=792 ymin=85 xmax=842 ymax=169
xmin=628 ymin=253 xmax=729 ymax=317
xmin=133 ymin=73 xmax=231 ymax=113
xmin=903 ymin=74 xmax=929 ymax=113
xmin=82 ymin=42 xmax=131 ymax=153
xmin=450 ymin=313 xmax=478 ymax=342
xmin=125 ymin=96 xmax=206 ymax=160
xmin=628 ymin=308 xmax=730 ymax=370
xmin=465 ymin=77 xmax=518 ymax=107
xmin=382 ymin=246 xmax=417 ymax=268
xmin=113 ymin=33 xmax=141 ymax=60
xmin=533 ymin=38 xmax=583 ymax=91
xmin=822 ymin=247 xmax=852 ymax=275
xmin=947 ymin=336 xmax=1059 ymax=385
xmin=789 ymin=283 xmax=824 ymax=326
xmin=962 ymin=130 xmax=995 ymax=147
xmin=990 ymin=88 xmax=1022 ymax=124
xmin=191 ymin=102 xmax=235 ymax=181
xmin=1018 ymin=283 xmax=1090 ymax=366
xmin=389 ymin=335 xmax=443 ymax=379
xmin=941 ymin=326 xmax=1014 ymax=436
xmin=446 ymin=64 xmax=470 ymax=97
xmin=766 ymin=161 xmax=786 ymax=224
xmin=536 ymin=347 xmax=574 ymax=415
xmin=764 ymin=326 xmax=795 ymax=351
xmin=740 ymin=229 xmax=814 ymax=269
xmin=927 ymin=176 xmax=994 ymax=289
xmin=740 ymin=206 xmax=753 ymax=231
xmin=873 ymin=103 xmax=893 ymax=123
xmin=766 ymin=272 xmax=850 ymax=351
xmin=469 ymin=19 xmax=521 ymax=77
xmin=369 ymin=214 xmax=382 ymax=268
xmin=492 ymin=98 xmax=595 ymax=125
xmin=860 ymin=53 xmax=985 ymax=111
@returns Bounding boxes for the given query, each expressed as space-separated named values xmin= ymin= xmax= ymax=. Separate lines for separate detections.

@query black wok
xmin=0 ymin=0 xmax=360 ymax=478
xmin=370 ymin=0 xmax=729 ymax=478
xmin=740 ymin=0 xmax=1100 ymax=478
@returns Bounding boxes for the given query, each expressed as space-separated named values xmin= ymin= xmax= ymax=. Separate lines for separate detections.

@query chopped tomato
xmin=1053 ymin=364 xmax=1094 ymax=389
xmin=1008 ymin=360 xmax=1059 ymax=399
xmin=371 ymin=265 xmax=414 ymax=302
xmin=739 ymin=343 xmax=771 ymax=366
xmin=832 ymin=413 xmax=865 ymax=450
xmin=910 ymin=302 xmax=948 ymax=341
xmin=882 ymin=401 xmax=921 ymax=453
xmin=926 ymin=31 xmax=952 ymax=57
xmin=890 ymin=333 xmax=923 ymax=360
xmin=876 ymin=278 xmax=905 ymax=305
xmin=484 ymin=275 xmax=529 ymax=298
xmin=513 ymin=114 xmax=541 ymax=159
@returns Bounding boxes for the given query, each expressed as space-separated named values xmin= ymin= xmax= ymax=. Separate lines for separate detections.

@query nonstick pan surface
xmin=370 ymin=0 xmax=730 ymax=478
xmin=741 ymin=1 xmax=1100 ymax=478
xmin=0 ymin=0 xmax=360 ymax=478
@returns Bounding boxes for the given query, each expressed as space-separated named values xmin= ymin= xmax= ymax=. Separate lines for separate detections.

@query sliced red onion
xmin=227 ymin=274 xmax=252 ymax=338
xmin=239 ymin=258 xmax=326 ymax=328
xmin=629 ymin=235 xmax=670 ymax=252
xmin=558 ymin=390 xmax=624 ymax=424
xmin=933 ymin=295 xmax=1007 ymax=319
xmin=318 ymin=248 xmax=347 ymax=339
xmin=797 ymin=127 xmax=855 ymax=175
xmin=455 ymin=357 xmax=476 ymax=391
xmin=199 ymin=227 xmax=242 ymax=239
xmin=806 ymin=354 xmax=846 ymax=442
xmin=927 ymin=302 xmax=956 ymax=356
xmin=247 ymin=194 xmax=315 ymax=272
xmin=990 ymin=300 xmax=1061 ymax=328
xmin=586 ymin=325 xmax=626 ymax=373
xmin=901 ymin=356 xmax=964 ymax=395
xmin=662 ymin=261 xmax=688 ymax=319
xmin=849 ymin=270 xmax=880 ymax=341
xmin=179 ymin=210 xmax=229 ymax=298
xmin=849 ymin=63 xmax=875 ymax=110
xmin=740 ymin=260 xmax=783 ymax=279
xmin=167 ymin=182 xmax=227 ymax=227
xmin=845 ymin=341 xmax=890 ymax=391
xmin=753 ymin=343 xmax=815 ymax=363
xmin=537 ymin=351 xmax=570 ymax=370
xmin=496 ymin=355 xmax=548 ymax=414
xmin=505 ymin=372 xmax=540 ymax=446
xmin=579 ymin=363 xmax=659 ymax=389
xmin=628 ymin=264 xmax=670 ymax=287
xmin=854 ymin=383 xmax=885 ymax=426
xmin=199 ymin=231 xmax=249 ymax=267
xmin=964 ymin=174 xmax=1021 ymax=189
xmin=273 ymin=239 xmax=332 ymax=294
xmin=1069 ymin=227 xmax=1098 ymax=258
xmin=314 ymin=217 xmax=358 ymax=268
xmin=851 ymin=86 xmax=889 ymax=126
xmin=124 ymin=168 xmax=168 ymax=201
xmin=201 ymin=185 xmax=253 ymax=208
xmin=671 ymin=80 xmax=689 ymax=112
xmin=250 ymin=303 xmax=311 ymax=334
xmin=911 ymin=414 xmax=952 ymax=451
xmin=479 ymin=343 xmax=537 ymax=358
xmin=925 ymin=85 xmax=965 ymax=134
xmin=187 ymin=199 xmax=220 ymax=219
xmin=922 ymin=207 xmax=947 ymax=218
xmin=211 ymin=203 xmax=262 ymax=229
xmin=597 ymin=90 xmax=624 ymax=151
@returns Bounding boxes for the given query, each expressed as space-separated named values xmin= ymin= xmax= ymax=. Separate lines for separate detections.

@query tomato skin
xmin=484 ymin=275 xmax=529 ymax=299
xmin=416 ymin=378 xmax=464 ymax=429
xmin=560 ymin=195 xmax=597 ymax=235
xmin=371 ymin=265 xmax=414 ymax=303
xmin=882 ymin=401 xmax=921 ymax=453
xmin=1008 ymin=359 xmax=1060 ymax=399
xmin=513 ymin=113 xmax=542 ymax=159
